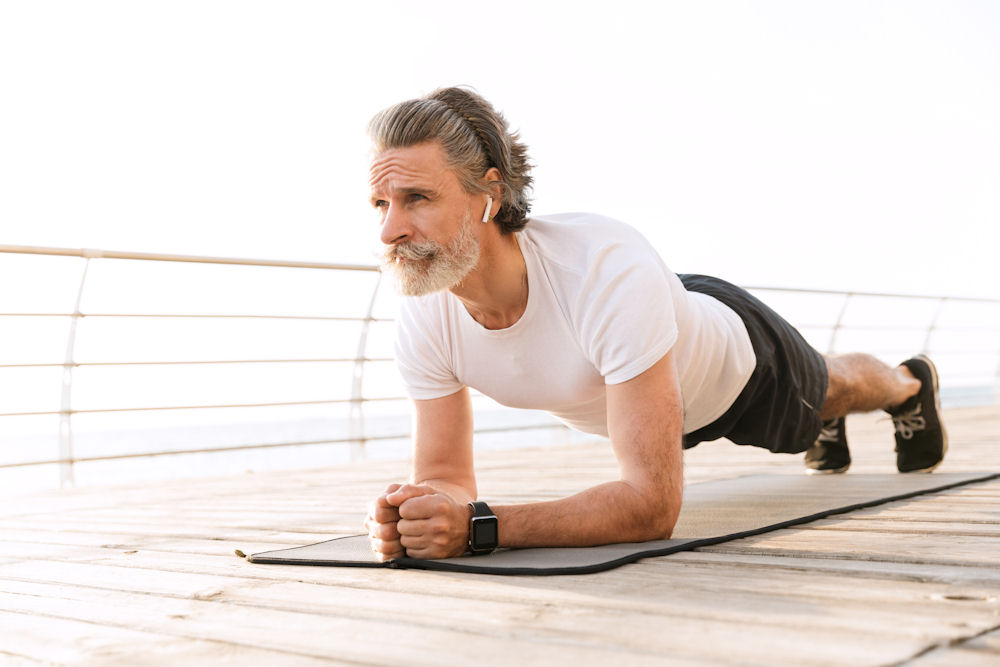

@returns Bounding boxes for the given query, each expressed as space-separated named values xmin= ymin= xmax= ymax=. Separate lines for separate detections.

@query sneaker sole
xmin=805 ymin=464 xmax=850 ymax=476
xmin=900 ymin=354 xmax=949 ymax=474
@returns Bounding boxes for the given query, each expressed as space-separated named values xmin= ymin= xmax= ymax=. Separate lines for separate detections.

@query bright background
xmin=2 ymin=1 xmax=999 ymax=491
xmin=2 ymin=0 xmax=998 ymax=296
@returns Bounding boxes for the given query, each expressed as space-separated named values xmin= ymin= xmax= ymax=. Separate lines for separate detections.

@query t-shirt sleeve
xmin=575 ymin=238 xmax=679 ymax=385
xmin=394 ymin=297 xmax=465 ymax=400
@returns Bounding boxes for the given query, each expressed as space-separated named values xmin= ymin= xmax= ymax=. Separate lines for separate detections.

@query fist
xmin=387 ymin=484 xmax=471 ymax=560
xmin=365 ymin=483 xmax=404 ymax=562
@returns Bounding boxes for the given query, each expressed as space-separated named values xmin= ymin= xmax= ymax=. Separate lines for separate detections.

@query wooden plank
xmin=806 ymin=519 xmax=1000 ymax=536
xmin=0 ymin=526 xmax=334 ymax=550
xmin=660 ymin=551 xmax=1000 ymax=587
xmin=0 ymin=513 xmax=367 ymax=534
xmin=702 ymin=530 xmax=1000 ymax=568
xmin=0 ymin=610 xmax=335 ymax=666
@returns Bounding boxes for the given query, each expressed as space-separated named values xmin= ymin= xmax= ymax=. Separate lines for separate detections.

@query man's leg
xmin=676 ymin=274 xmax=946 ymax=472
xmin=807 ymin=353 xmax=947 ymax=474
xmin=819 ymin=353 xmax=920 ymax=419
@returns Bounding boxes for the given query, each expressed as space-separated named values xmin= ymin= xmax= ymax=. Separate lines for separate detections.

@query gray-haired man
xmin=363 ymin=87 xmax=947 ymax=561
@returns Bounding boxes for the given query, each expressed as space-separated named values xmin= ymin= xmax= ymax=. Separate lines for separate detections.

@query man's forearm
xmin=493 ymin=479 xmax=679 ymax=548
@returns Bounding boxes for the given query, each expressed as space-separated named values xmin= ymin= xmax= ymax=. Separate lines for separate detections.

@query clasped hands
xmin=365 ymin=483 xmax=471 ymax=561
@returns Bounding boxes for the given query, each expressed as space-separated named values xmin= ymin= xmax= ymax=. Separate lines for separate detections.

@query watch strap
xmin=468 ymin=500 xmax=493 ymax=518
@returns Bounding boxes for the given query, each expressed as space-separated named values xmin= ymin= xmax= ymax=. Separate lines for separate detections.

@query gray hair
xmin=367 ymin=86 xmax=534 ymax=234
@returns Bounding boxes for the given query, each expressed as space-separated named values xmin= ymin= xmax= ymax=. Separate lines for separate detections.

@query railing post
xmin=348 ymin=271 xmax=383 ymax=462
xmin=59 ymin=252 xmax=97 ymax=487
xmin=826 ymin=293 xmax=853 ymax=356
xmin=921 ymin=297 xmax=948 ymax=356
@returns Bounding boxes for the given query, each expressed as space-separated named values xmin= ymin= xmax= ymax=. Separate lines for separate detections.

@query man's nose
xmin=380 ymin=205 xmax=412 ymax=246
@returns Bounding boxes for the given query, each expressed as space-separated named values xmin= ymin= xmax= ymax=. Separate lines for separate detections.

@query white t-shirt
xmin=394 ymin=213 xmax=756 ymax=436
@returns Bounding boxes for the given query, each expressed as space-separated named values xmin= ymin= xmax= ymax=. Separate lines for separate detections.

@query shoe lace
xmin=892 ymin=404 xmax=926 ymax=440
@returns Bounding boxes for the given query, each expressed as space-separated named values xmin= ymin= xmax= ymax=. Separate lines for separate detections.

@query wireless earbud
xmin=482 ymin=196 xmax=493 ymax=223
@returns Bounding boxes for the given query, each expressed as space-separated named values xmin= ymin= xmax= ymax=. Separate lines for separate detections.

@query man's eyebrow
xmin=369 ymin=185 xmax=439 ymax=203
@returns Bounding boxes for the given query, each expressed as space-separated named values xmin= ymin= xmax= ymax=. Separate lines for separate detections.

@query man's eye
xmin=408 ymin=193 xmax=426 ymax=202
xmin=373 ymin=200 xmax=388 ymax=209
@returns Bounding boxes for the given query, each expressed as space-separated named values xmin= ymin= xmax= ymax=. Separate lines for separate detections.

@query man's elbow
xmin=627 ymin=486 xmax=682 ymax=541
xmin=650 ymin=502 xmax=681 ymax=540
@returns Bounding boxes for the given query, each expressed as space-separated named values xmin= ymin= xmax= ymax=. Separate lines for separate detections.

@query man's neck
xmin=451 ymin=232 xmax=527 ymax=331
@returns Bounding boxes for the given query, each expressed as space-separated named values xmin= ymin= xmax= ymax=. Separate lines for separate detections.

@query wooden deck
xmin=2 ymin=405 xmax=999 ymax=666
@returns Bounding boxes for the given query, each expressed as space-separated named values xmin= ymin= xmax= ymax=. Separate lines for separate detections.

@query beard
xmin=380 ymin=215 xmax=480 ymax=296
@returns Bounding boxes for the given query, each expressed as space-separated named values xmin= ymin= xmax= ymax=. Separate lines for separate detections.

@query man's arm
xmin=410 ymin=386 xmax=477 ymax=502
xmin=496 ymin=349 xmax=684 ymax=547
xmin=365 ymin=387 xmax=477 ymax=560
xmin=367 ymin=351 xmax=685 ymax=558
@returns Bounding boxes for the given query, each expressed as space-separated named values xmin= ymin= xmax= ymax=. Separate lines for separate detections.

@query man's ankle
xmin=885 ymin=364 xmax=922 ymax=412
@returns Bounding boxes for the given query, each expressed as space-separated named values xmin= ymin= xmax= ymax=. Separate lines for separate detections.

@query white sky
xmin=2 ymin=0 xmax=999 ymax=297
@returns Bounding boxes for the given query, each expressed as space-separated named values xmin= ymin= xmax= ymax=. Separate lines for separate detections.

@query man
xmin=364 ymin=87 xmax=947 ymax=561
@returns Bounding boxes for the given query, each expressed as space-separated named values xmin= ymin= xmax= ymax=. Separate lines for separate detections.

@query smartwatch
xmin=467 ymin=501 xmax=499 ymax=554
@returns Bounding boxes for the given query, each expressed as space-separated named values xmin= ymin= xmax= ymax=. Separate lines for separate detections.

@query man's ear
xmin=483 ymin=167 xmax=504 ymax=199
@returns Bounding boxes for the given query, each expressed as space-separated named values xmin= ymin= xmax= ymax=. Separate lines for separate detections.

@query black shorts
xmin=679 ymin=274 xmax=828 ymax=454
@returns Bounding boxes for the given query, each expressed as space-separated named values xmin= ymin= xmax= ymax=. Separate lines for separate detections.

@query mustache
xmin=381 ymin=240 xmax=441 ymax=264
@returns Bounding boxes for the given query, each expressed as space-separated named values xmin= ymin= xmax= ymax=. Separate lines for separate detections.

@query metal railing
xmin=1 ymin=245 xmax=571 ymax=486
xmin=2 ymin=244 xmax=999 ymax=487
xmin=740 ymin=285 xmax=1000 ymax=355
xmin=0 ymin=246 xmax=367 ymax=484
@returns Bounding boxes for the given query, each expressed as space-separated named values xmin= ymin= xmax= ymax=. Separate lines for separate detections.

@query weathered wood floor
xmin=2 ymin=405 xmax=999 ymax=666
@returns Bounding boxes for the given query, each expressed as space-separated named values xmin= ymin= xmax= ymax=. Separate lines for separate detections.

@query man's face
xmin=369 ymin=142 xmax=481 ymax=296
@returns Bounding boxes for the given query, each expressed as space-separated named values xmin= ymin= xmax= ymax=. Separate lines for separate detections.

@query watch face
xmin=471 ymin=515 xmax=498 ymax=550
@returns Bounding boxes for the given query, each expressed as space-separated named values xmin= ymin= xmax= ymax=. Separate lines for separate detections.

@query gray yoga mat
xmin=248 ymin=471 xmax=998 ymax=575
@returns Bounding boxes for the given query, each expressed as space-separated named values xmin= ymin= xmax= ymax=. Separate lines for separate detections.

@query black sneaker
xmin=804 ymin=417 xmax=850 ymax=475
xmin=888 ymin=355 xmax=948 ymax=473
